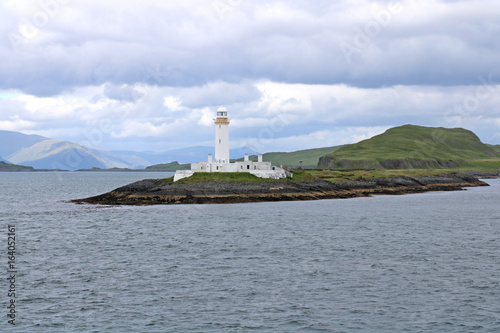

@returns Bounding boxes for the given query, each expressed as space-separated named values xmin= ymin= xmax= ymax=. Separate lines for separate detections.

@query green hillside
xmin=318 ymin=125 xmax=500 ymax=169
xmin=234 ymin=146 xmax=344 ymax=168
xmin=0 ymin=161 xmax=34 ymax=171
xmin=146 ymin=161 xmax=190 ymax=170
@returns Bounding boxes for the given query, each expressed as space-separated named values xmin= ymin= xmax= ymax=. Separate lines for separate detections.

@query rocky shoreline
xmin=71 ymin=172 xmax=496 ymax=206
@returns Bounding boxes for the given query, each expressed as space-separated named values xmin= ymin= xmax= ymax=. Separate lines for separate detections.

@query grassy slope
xmin=298 ymin=169 xmax=464 ymax=183
xmin=487 ymin=144 xmax=500 ymax=154
xmin=145 ymin=161 xmax=190 ymax=170
xmin=162 ymin=170 xmax=328 ymax=184
xmin=0 ymin=161 xmax=35 ymax=171
xmin=176 ymin=172 xmax=276 ymax=183
xmin=233 ymin=146 xmax=344 ymax=168
xmin=318 ymin=125 xmax=500 ymax=169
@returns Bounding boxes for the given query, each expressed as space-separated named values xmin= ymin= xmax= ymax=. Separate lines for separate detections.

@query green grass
xmin=176 ymin=172 xmax=279 ymax=183
xmin=170 ymin=167 xmax=499 ymax=185
xmin=175 ymin=171 xmax=322 ymax=183
xmin=450 ymin=159 xmax=500 ymax=171
xmin=318 ymin=125 xmax=500 ymax=169
xmin=292 ymin=167 xmax=499 ymax=183
xmin=146 ymin=176 xmax=175 ymax=184
xmin=150 ymin=164 xmax=499 ymax=187
xmin=487 ymin=144 xmax=500 ymax=154
xmin=302 ymin=169 xmax=458 ymax=183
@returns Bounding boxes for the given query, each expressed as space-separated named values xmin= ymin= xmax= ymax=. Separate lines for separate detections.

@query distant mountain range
xmin=0 ymin=130 xmax=47 ymax=157
xmin=0 ymin=130 xmax=257 ymax=170
xmin=1 ymin=126 xmax=499 ymax=171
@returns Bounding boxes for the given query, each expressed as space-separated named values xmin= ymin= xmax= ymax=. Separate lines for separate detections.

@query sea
xmin=0 ymin=171 xmax=499 ymax=332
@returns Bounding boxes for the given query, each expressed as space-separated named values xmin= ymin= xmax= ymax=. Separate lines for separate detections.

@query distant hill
xmin=5 ymin=139 xmax=160 ymax=170
xmin=7 ymin=139 xmax=124 ymax=170
xmin=234 ymin=146 xmax=344 ymax=168
xmin=85 ymin=148 xmax=151 ymax=169
xmin=0 ymin=161 xmax=34 ymax=171
xmin=0 ymin=130 xmax=47 ymax=157
xmin=4 ymin=127 xmax=496 ymax=171
xmin=8 ymin=142 xmax=258 ymax=170
xmin=262 ymin=146 xmax=344 ymax=168
xmin=145 ymin=161 xmax=190 ymax=171
xmin=147 ymin=146 xmax=343 ymax=170
xmin=318 ymin=125 xmax=500 ymax=169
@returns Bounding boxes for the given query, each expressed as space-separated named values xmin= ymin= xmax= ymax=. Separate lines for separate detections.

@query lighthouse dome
xmin=217 ymin=106 xmax=228 ymax=117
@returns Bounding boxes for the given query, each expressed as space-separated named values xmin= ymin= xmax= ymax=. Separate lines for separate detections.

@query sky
xmin=1 ymin=0 xmax=499 ymax=153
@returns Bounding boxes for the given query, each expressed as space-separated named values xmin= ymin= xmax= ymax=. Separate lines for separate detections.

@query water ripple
xmin=0 ymin=173 xmax=499 ymax=332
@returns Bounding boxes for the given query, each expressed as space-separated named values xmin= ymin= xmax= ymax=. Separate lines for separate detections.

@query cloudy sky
xmin=1 ymin=0 xmax=499 ymax=153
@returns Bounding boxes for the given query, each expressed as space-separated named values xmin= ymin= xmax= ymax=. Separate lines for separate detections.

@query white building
xmin=174 ymin=106 xmax=289 ymax=181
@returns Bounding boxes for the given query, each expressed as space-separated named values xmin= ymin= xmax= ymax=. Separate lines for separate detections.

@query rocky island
xmin=71 ymin=171 xmax=494 ymax=206
xmin=72 ymin=124 xmax=500 ymax=206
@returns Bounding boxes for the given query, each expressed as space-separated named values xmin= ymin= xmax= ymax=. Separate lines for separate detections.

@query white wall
xmin=215 ymin=123 xmax=229 ymax=163
xmin=176 ymin=162 xmax=289 ymax=181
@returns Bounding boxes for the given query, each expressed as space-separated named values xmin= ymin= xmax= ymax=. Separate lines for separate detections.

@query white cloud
xmin=0 ymin=117 xmax=37 ymax=131
xmin=2 ymin=0 xmax=500 ymax=95
xmin=1 ymin=81 xmax=500 ymax=151
xmin=0 ymin=0 xmax=499 ymax=150
xmin=196 ymin=107 xmax=215 ymax=127
xmin=163 ymin=96 xmax=182 ymax=111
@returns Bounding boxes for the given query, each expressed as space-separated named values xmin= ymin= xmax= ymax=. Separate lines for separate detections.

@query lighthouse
xmin=173 ymin=106 xmax=289 ymax=181
xmin=214 ymin=106 xmax=230 ymax=163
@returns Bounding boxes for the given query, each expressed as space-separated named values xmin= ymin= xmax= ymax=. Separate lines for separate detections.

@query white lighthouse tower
xmin=214 ymin=106 xmax=230 ymax=163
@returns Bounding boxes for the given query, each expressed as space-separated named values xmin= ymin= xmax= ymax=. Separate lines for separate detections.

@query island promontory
xmin=72 ymin=171 xmax=494 ymax=206
xmin=73 ymin=124 xmax=500 ymax=206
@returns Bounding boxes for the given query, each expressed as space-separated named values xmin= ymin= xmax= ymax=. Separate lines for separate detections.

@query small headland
xmin=71 ymin=170 xmax=496 ymax=206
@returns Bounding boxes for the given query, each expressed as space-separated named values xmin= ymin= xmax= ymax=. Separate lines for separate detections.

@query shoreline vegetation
xmin=71 ymin=169 xmax=499 ymax=206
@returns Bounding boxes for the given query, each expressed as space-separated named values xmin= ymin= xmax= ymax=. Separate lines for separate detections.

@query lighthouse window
xmin=219 ymin=125 xmax=221 ymax=128
xmin=219 ymin=139 xmax=221 ymax=143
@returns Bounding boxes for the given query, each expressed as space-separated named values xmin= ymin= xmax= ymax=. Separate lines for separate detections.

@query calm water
xmin=1 ymin=172 xmax=499 ymax=332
